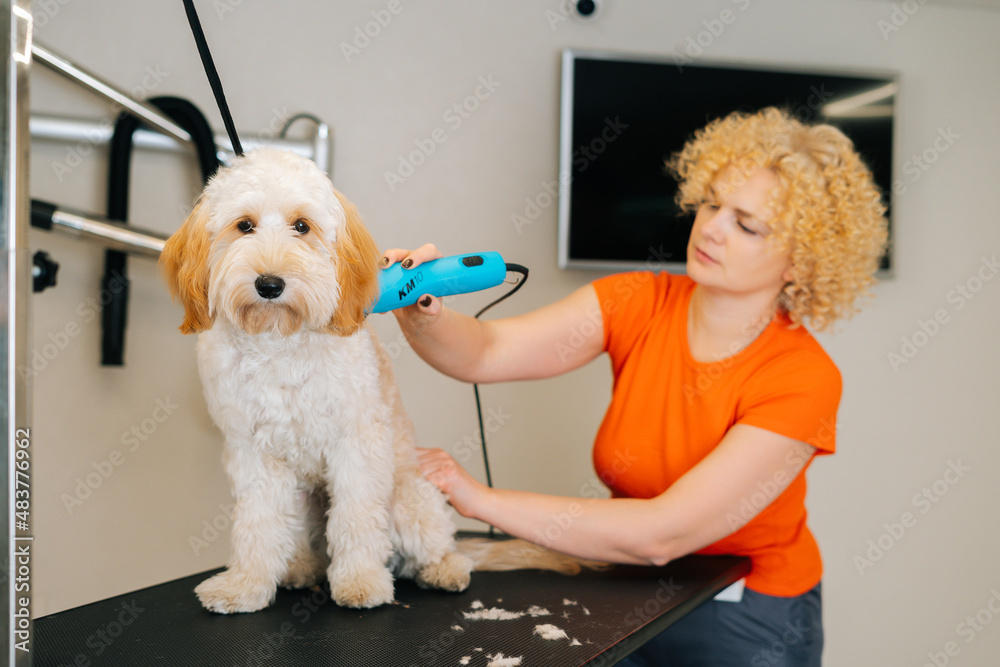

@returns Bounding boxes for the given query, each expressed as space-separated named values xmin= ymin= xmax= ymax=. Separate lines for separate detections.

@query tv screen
xmin=557 ymin=50 xmax=897 ymax=273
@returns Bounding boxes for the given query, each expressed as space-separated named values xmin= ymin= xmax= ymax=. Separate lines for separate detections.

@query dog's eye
xmin=236 ymin=219 xmax=254 ymax=234
xmin=293 ymin=219 xmax=310 ymax=234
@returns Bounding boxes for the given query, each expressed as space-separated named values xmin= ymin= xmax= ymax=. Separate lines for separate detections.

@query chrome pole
xmin=28 ymin=113 xmax=329 ymax=168
xmin=29 ymin=43 xmax=334 ymax=175
xmin=2 ymin=0 xmax=33 ymax=664
xmin=30 ymin=41 xmax=198 ymax=152
xmin=31 ymin=201 xmax=167 ymax=258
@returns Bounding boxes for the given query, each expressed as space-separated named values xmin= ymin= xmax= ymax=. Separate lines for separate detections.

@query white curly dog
xmin=160 ymin=148 xmax=474 ymax=612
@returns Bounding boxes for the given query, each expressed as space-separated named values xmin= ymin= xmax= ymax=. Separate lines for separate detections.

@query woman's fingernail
xmin=378 ymin=256 xmax=390 ymax=268
xmin=419 ymin=295 xmax=432 ymax=307
xmin=402 ymin=258 xmax=414 ymax=269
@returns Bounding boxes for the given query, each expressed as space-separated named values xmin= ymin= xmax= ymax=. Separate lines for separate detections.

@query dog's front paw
xmin=416 ymin=552 xmax=473 ymax=592
xmin=329 ymin=565 xmax=394 ymax=609
xmin=195 ymin=569 xmax=276 ymax=614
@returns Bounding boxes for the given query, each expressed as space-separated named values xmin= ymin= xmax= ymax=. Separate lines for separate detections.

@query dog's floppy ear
xmin=329 ymin=190 xmax=380 ymax=336
xmin=160 ymin=200 xmax=214 ymax=334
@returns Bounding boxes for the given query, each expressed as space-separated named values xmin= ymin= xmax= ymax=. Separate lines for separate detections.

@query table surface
xmin=35 ymin=549 xmax=749 ymax=667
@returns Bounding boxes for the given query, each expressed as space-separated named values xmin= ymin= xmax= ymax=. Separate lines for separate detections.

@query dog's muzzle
xmin=255 ymin=275 xmax=285 ymax=299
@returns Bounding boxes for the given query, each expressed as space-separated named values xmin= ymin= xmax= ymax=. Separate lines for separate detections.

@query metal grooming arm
xmin=30 ymin=201 xmax=166 ymax=258
xmin=29 ymin=113 xmax=330 ymax=169
xmin=31 ymin=43 xmax=198 ymax=152
xmin=29 ymin=42 xmax=331 ymax=172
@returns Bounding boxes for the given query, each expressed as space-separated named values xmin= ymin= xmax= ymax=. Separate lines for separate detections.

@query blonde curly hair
xmin=667 ymin=107 xmax=889 ymax=331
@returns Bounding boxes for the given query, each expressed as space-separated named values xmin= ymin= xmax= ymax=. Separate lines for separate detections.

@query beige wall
xmin=28 ymin=1 xmax=1000 ymax=665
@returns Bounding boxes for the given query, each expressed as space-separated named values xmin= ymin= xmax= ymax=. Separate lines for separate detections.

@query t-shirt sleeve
xmin=591 ymin=272 xmax=664 ymax=372
xmin=736 ymin=349 xmax=842 ymax=454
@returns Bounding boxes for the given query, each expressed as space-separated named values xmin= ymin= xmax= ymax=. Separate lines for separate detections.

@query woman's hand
xmin=416 ymin=447 xmax=490 ymax=519
xmin=380 ymin=243 xmax=442 ymax=269
xmin=380 ymin=244 xmax=445 ymax=325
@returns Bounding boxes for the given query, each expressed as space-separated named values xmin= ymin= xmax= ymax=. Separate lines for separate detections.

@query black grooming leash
xmin=181 ymin=0 xmax=243 ymax=156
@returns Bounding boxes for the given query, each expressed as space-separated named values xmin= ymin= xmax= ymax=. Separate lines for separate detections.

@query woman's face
xmin=686 ymin=166 xmax=793 ymax=298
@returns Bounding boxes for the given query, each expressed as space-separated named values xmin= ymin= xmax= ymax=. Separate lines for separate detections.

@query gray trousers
xmin=616 ymin=583 xmax=823 ymax=667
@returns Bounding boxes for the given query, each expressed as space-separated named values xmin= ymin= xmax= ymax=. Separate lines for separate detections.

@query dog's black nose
xmin=255 ymin=275 xmax=285 ymax=299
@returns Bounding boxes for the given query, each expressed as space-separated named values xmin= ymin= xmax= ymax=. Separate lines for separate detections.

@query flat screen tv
xmin=557 ymin=50 xmax=897 ymax=273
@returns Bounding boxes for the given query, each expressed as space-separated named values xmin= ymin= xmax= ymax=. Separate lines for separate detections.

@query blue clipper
xmin=370 ymin=252 xmax=509 ymax=314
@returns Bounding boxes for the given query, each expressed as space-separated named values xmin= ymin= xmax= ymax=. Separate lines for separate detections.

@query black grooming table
xmin=35 ymin=547 xmax=749 ymax=666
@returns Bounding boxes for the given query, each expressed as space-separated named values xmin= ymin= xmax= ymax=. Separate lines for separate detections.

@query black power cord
xmin=472 ymin=263 xmax=528 ymax=537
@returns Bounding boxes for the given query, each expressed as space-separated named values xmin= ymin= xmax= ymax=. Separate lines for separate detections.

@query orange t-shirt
xmin=591 ymin=272 xmax=841 ymax=597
